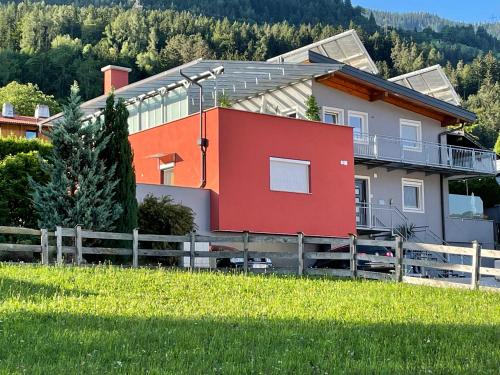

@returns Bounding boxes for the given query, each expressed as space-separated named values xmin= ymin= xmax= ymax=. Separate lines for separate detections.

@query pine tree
xmin=305 ymin=95 xmax=321 ymax=121
xmin=30 ymin=84 xmax=122 ymax=230
xmin=99 ymin=93 xmax=138 ymax=233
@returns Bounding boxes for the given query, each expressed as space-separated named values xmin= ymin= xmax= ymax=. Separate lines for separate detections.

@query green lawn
xmin=0 ymin=264 xmax=499 ymax=374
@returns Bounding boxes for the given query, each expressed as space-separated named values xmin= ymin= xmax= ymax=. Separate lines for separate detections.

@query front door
xmin=355 ymin=179 xmax=368 ymax=227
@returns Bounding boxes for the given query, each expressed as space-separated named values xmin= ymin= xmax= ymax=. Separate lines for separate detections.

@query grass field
xmin=0 ymin=264 xmax=499 ymax=374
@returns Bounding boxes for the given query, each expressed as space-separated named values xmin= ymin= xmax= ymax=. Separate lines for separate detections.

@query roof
xmin=43 ymin=54 xmax=476 ymax=126
xmin=389 ymin=65 xmax=461 ymax=106
xmin=0 ymin=115 xmax=40 ymax=126
xmin=42 ymin=60 xmax=342 ymax=123
xmin=267 ymin=29 xmax=379 ymax=74
xmin=306 ymin=51 xmax=475 ymax=123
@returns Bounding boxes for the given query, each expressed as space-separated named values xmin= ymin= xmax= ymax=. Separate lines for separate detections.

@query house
xmin=0 ymin=102 xmax=50 ymax=139
xmin=42 ymin=30 xmax=498 ymax=250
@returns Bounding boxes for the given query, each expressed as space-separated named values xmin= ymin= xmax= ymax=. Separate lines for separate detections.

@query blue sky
xmin=352 ymin=0 xmax=500 ymax=23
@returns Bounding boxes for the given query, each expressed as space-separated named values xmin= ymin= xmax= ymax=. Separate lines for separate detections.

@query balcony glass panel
xmin=448 ymin=194 xmax=485 ymax=219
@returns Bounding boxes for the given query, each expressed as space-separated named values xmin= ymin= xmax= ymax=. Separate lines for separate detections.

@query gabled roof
xmin=389 ymin=65 xmax=461 ymax=106
xmin=306 ymin=51 xmax=475 ymax=124
xmin=0 ymin=114 xmax=39 ymax=126
xmin=267 ymin=29 xmax=379 ymax=74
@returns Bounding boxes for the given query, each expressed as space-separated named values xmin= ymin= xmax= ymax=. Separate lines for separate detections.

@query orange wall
xmin=129 ymin=108 xmax=356 ymax=237
xmin=129 ymin=110 xmax=220 ymax=192
xmin=216 ymin=108 xmax=355 ymax=237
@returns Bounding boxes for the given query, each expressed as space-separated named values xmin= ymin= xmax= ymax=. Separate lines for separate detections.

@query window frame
xmin=25 ymin=129 xmax=38 ymax=139
xmin=269 ymin=157 xmax=311 ymax=194
xmin=347 ymin=110 xmax=369 ymax=143
xmin=281 ymin=107 xmax=299 ymax=119
xmin=160 ymin=162 xmax=175 ymax=186
xmin=322 ymin=106 xmax=344 ymax=125
xmin=402 ymin=178 xmax=425 ymax=213
xmin=400 ymin=119 xmax=422 ymax=152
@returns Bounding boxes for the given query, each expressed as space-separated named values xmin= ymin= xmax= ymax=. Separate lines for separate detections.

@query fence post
xmin=471 ymin=240 xmax=481 ymax=290
xmin=40 ymin=229 xmax=49 ymax=265
xmin=349 ymin=234 xmax=357 ymax=279
xmin=395 ymin=236 xmax=404 ymax=282
xmin=243 ymin=231 xmax=249 ymax=274
xmin=75 ymin=225 xmax=82 ymax=266
xmin=189 ymin=231 xmax=196 ymax=271
xmin=56 ymin=226 xmax=63 ymax=265
xmin=297 ymin=232 xmax=304 ymax=276
xmin=132 ymin=228 xmax=139 ymax=268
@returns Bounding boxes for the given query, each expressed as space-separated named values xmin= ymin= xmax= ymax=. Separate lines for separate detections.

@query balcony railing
xmin=356 ymin=202 xmax=408 ymax=234
xmin=354 ymin=133 xmax=497 ymax=174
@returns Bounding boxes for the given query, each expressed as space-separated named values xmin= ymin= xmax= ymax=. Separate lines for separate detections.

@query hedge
xmin=0 ymin=136 xmax=52 ymax=160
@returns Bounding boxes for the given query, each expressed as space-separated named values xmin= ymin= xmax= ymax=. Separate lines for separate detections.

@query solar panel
xmin=267 ymin=29 xmax=379 ymax=74
xmin=389 ymin=65 xmax=461 ymax=106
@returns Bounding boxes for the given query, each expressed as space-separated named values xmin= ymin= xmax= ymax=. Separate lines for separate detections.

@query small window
xmin=400 ymin=119 xmax=422 ymax=151
xmin=402 ymin=178 xmax=424 ymax=213
xmin=270 ymin=157 xmax=310 ymax=194
xmin=348 ymin=111 xmax=368 ymax=141
xmin=25 ymin=130 xmax=37 ymax=139
xmin=160 ymin=162 xmax=174 ymax=185
xmin=281 ymin=108 xmax=298 ymax=118
xmin=323 ymin=107 xmax=344 ymax=125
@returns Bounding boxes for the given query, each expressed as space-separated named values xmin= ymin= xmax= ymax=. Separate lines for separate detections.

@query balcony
xmin=354 ymin=134 xmax=497 ymax=175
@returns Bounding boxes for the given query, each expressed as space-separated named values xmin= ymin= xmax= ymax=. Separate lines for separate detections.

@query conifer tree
xmin=99 ymin=93 xmax=138 ymax=233
xmin=305 ymin=95 xmax=321 ymax=121
xmin=30 ymin=84 xmax=122 ymax=230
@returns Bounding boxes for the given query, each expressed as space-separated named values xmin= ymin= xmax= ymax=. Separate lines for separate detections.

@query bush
xmin=0 ymin=136 xmax=52 ymax=160
xmin=138 ymin=195 xmax=196 ymax=265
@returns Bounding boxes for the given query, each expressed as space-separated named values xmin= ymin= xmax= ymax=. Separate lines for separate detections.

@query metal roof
xmin=389 ymin=65 xmax=461 ymax=106
xmin=42 ymin=60 xmax=342 ymax=123
xmin=267 ymin=29 xmax=379 ymax=74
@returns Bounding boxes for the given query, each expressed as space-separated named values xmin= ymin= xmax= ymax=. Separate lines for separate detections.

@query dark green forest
xmin=0 ymin=0 xmax=499 ymax=147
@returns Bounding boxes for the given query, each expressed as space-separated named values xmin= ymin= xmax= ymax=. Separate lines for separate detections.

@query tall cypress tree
xmin=30 ymin=84 xmax=122 ymax=230
xmin=100 ymin=93 xmax=138 ymax=233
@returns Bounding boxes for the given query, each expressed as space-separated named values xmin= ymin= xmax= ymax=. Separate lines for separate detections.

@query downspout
xmin=437 ymin=123 xmax=465 ymax=243
xmin=180 ymin=70 xmax=208 ymax=188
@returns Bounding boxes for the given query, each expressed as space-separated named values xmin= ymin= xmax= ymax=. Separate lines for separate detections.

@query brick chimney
xmin=101 ymin=65 xmax=132 ymax=94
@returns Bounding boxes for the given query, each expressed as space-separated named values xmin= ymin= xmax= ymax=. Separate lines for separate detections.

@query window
xmin=25 ymin=130 xmax=37 ymax=139
xmin=400 ymin=119 xmax=422 ymax=151
xmin=402 ymin=178 xmax=424 ymax=213
xmin=322 ymin=107 xmax=344 ymax=125
xmin=270 ymin=157 xmax=310 ymax=194
xmin=160 ymin=162 xmax=175 ymax=185
xmin=348 ymin=111 xmax=368 ymax=141
xmin=281 ymin=107 xmax=298 ymax=118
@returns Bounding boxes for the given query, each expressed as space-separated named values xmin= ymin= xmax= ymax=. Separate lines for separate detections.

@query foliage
xmin=0 ymin=136 xmax=52 ymax=160
xmin=394 ymin=222 xmax=417 ymax=240
xmin=0 ymin=2 xmax=497 ymax=107
xmin=0 ymin=152 xmax=49 ymax=228
xmin=494 ymin=132 xmax=500 ymax=155
xmin=0 ymin=81 xmax=59 ymax=116
xmin=138 ymin=194 xmax=195 ymax=236
xmin=305 ymin=95 xmax=321 ymax=121
xmin=0 ymin=264 xmax=499 ymax=373
xmin=464 ymin=76 xmax=500 ymax=148
xmin=30 ymin=84 xmax=122 ymax=230
xmin=449 ymin=178 xmax=500 ymax=208
xmin=218 ymin=93 xmax=232 ymax=108
xmin=100 ymin=93 xmax=138 ymax=233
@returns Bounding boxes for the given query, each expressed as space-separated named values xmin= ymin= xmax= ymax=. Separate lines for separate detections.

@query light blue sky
xmin=352 ymin=0 xmax=500 ymax=23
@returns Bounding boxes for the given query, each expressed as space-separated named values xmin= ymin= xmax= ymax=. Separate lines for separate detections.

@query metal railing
xmin=356 ymin=202 xmax=408 ymax=235
xmin=354 ymin=133 xmax=496 ymax=174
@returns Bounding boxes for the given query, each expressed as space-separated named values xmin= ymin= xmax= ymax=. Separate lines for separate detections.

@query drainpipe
xmin=438 ymin=123 xmax=465 ymax=243
xmin=180 ymin=70 xmax=208 ymax=188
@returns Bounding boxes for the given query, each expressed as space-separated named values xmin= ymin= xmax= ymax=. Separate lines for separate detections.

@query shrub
xmin=0 ymin=136 xmax=52 ymax=160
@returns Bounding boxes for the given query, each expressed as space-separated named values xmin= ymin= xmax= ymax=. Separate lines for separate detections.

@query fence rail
xmin=0 ymin=225 xmax=498 ymax=291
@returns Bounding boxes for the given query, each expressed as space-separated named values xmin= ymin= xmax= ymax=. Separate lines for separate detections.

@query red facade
xmin=129 ymin=108 xmax=356 ymax=237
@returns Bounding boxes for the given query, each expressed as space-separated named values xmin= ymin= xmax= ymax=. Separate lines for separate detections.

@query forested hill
xmin=368 ymin=10 xmax=500 ymax=40
xmin=0 ymin=1 xmax=498 ymax=147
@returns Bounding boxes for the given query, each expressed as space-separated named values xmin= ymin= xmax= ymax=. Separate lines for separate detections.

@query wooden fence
xmin=0 ymin=225 xmax=499 ymax=291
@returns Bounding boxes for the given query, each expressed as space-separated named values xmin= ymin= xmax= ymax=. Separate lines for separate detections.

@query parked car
xmin=313 ymin=244 xmax=394 ymax=272
xmin=210 ymin=245 xmax=273 ymax=269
